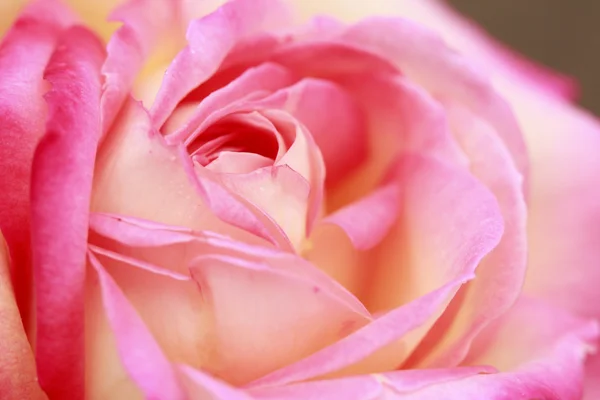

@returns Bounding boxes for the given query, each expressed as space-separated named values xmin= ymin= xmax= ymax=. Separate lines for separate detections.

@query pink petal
xmin=247 ymin=273 xmax=474 ymax=389
xmin=389 ymin=0 xmax=578 ymax=100
xmin=248 ymin=367 xmax=493 ymax=399
xmin=150 ymin=0 xmax=292 ymax=127
xmin=89 ymin=214 xmax=370 ymax=386
xmin=87 ymin=251 xmax=185 ymax=399
xmin=502 ymin=84 xmax=600 ymax=395
xmin=0 ymin=0 xmax=74 ymax=328
xmin=325 ymin=73 xmax=466 ymax=212
xmin=399 ymin=297 xmax=599 ymax=400
xmin=320 ymin=181 xmax=400 ymax=251
xmin=220 ymin=165 xmax=311 ymax=250
xmin=187 ymin=253 xmax=371 ymax=385
xmin=280 ymin=153 xmax=503 ymax=383
xmin=93 ymin=98 xmax=283 ymax=248
xmin=270 ymin=72 xmax=368 ymax=186
xmin=101 ymin=0 xmax=183 ymax=132
xmin=178 ymin=365 xmax=254 ymax=400
xmin=0 ymin=233 xmax=45 ymax=399
xmin=31 ymin=25 xmax=104 ymax=399
xmin=404 ymin=104 xmax=527 ymax=369
xmin=167 ymin=62 xmax=297 ymax=143
xmin=338 ymin=16 xmax=529 ymax=186
xmin=207 ymin=151 xmax=273 ymax=174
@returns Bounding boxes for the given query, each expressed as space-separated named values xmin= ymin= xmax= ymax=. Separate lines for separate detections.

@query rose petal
xmin=247 ymin=273 xmax=474 ymax=388
xmin=320 ymin=182 xmax=400 ymax=250
xmin=87 ymin=251 xmax=185 ymax=400
xmin=179 ymin=365 xmax=253 ymax=400
xmin=0 ymin=0 xmax=74 ymax=328
xmin=398 ymin=297 xmax=599 ymax=400
xmin=220 ymin=165 xmax=311 ymax=250
xmin=93 ymin=98 xmax=284 ymax=248
xmin=167 ymin=62 xmax=297 ymax=143
xmin=89 ymin=214 xmax=370 ymax=386
xmin=150 ymin=0 xmax=292 ymax=126
xmin=404 ymin=104 xmax=527 ymax=369
xmin=338 ymin=17 xmax=529 ymax=187
xmin=327 ymin=0 xmax=578 ymax=100
xmin=101 ymin=0 xmax=183 ymax=132
xmin=248 ymin=367 xmax=494 ymax=399
xmin=31 ymin=25 xmax=104 ymax=398
xmin=0 ymin=232 xmax=45 ymax=399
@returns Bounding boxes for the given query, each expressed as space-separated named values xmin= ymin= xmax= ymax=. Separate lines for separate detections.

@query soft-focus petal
xmin=504 ymin=85 xmax=600 ymax=397
xmin=31 ymin=25 xmax=104 ymax=399
xmin=0 ymin=232 xmax=45 ymax=399
xmin=0 ymin=0 xmax=74 ymax=327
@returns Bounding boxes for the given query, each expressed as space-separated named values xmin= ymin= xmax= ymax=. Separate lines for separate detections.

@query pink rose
xmin=1 ymin=0 xmax=599 ymax=399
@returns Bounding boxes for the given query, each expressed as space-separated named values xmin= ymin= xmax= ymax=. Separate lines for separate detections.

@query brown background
xmin=448 ymin=0 xmax=600 ymax=114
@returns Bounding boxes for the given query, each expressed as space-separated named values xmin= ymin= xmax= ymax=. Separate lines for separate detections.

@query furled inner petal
xmin=92 ymin=97 xmax=285 ymax=248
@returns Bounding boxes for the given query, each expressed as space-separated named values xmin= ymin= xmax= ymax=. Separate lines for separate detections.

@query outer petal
xmin=0 ymin=232 xmax=45 ymax=400
xmin=403 ymin=104 xmax=527 ymax=369
xmin=31 ymin=26 xmax=104 ymax=399
xmin=396 ymin=297 xmax=599 ymax=400
xmin=0 ymin=0 xmax=73 ymax=327
xmin=291 ymin=0 xmax=577 ymax=100
xmin=337 ymin=17 xmax=529 ymax=186
xmin=502 ymin=84 xmax=600 ymax=398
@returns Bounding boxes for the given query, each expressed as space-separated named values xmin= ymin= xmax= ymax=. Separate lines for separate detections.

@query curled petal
xmin=150 ymin=0 xmax=292 ymax=126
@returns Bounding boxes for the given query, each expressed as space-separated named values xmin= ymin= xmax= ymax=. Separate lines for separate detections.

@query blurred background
xmin=449 ymin=0 xmax=600 ymax=114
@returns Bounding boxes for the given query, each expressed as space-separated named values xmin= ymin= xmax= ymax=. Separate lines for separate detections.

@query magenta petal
xmin=101 ymin=0 xmax=181 ymax=132
xmin=150 ymin=0 xmax=292 ymax=126
xmin=88 ymin=252 xmax=185 ymax=399
xmin=321 ymin=182 xmax=400 ymax=250
xmin=31 ymin=25 xmax=104 ymax=399
xmin=247 ymin=273 xmax=474 ymax=388
xmin=0 ymin=0 xmax=74 ymax=325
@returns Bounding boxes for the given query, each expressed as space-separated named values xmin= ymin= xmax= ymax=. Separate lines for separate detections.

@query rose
xmin=1 ymin=0 xmax=599 ymax=399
